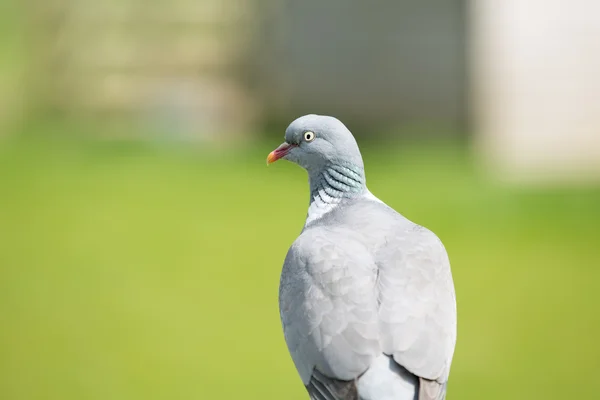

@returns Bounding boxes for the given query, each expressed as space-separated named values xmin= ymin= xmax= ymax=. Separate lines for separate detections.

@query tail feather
xmin=305 ymin=357 xmax=448 ymax=400
xmin=356 ymin=354 xmax=418 ymax=400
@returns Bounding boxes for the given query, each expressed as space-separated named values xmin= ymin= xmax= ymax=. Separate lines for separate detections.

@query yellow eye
xmin=304 ymin=131 xmax=315 ymax=142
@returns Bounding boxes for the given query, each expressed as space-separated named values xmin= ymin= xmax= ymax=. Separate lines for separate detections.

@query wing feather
xmin=378 ymin=225 xmax=457 ymax=383
xmin=279 ymin=227 xmax=380 ymax=384
xmin=306 ymin=369 xmax=358 ymax=400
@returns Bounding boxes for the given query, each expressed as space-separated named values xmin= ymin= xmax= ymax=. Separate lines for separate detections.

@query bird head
xmin=267 ymin=114 xmax=364 ymax=173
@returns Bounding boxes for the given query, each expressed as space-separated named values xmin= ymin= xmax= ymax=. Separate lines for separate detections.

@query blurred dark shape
xmin=252 ymin=0 xmax=467 ymax=135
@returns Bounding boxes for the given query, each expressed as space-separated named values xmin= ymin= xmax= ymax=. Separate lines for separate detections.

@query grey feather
xmin=271 ymin=115 xmax=457 ymax=400
xmin=279 ymin=227 xmax=381 ymax=383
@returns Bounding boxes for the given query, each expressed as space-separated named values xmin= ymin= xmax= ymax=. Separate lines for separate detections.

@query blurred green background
xmin=1 ymin=1 xmax=600 ymax=400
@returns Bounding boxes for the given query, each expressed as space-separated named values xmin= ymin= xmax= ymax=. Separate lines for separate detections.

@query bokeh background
xmin=1 ymin=1 xmax=599 ymax=399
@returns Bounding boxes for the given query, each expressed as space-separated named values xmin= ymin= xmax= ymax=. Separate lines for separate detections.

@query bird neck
xmin=305 ymin=163 xmax=366 ymax=226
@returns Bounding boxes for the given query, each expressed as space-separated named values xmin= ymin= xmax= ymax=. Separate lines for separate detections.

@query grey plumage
xmin=269 ymin=115 xmax=457 ymax=400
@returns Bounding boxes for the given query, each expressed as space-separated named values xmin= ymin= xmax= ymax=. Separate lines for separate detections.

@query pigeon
xmin=267 ymin=115 xmax=457 ymax=400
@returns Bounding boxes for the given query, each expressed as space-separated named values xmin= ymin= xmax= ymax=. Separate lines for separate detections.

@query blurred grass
xmin=0 ymin=132 xmax=599 ymax=400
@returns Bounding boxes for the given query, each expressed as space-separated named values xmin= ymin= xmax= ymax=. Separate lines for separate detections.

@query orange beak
xmin=267 ymin=142 xmax=295 ymax=165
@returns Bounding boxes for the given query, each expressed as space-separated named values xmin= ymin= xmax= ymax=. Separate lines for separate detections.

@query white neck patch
xmin=305 ymin=188 xmax=342 ymax=226
xmin=304 ymin=189 xmax=382 ymax=227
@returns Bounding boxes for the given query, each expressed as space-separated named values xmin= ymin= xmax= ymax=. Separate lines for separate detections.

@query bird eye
xmin=303 ymin=131 xmax=315 ymax=142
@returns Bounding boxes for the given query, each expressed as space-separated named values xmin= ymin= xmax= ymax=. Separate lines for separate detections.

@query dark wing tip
xmin=306 ymin=369 xmax=359 ymax=400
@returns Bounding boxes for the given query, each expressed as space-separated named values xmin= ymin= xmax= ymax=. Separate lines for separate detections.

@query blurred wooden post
xmin=29 ymin=0 xmax=261 ymax=141
xmin=0 ymin=0 xmax=28 ymax=135
xmin=470 ymin=0 xmax=600 ymax=183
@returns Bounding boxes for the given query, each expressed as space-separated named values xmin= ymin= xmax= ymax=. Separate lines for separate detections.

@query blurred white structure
xmin=471 ymin=1 xmax=600 ymax=183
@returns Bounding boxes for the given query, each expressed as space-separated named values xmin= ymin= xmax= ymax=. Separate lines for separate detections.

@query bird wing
xmin=377 ymin=224 xmax=457 ymax=386
xmin=279 ymin=209 xmax=456 ymax=400
xmin=279 ymin=227 xmax=381 ymax=386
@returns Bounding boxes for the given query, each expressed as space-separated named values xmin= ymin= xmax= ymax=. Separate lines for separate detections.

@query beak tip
xmin=267 ymin=142 xmax=293 ymax=166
